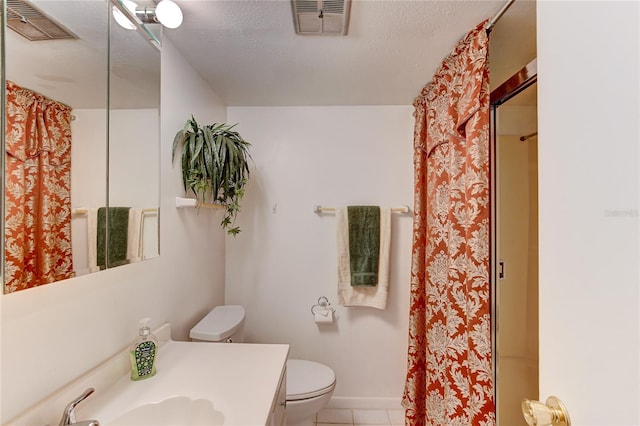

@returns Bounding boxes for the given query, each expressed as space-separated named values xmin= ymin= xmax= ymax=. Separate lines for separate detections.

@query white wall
xmin=0 ymin=39 xmax=228 ymax=423
xmin=537 ymin=2 xmax=639 ymax=425
xmin=225 ymin=106 xmax=414 ymax=404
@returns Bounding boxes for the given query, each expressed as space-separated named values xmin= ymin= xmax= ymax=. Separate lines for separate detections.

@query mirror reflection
xmin=3 ymin=0 xmax=160 ymax=294
xmin=108 ymin=6 xmax=160 ymax=267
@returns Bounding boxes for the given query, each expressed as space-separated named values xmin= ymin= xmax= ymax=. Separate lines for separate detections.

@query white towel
xmin=336 ymin=207 xmax=391 ymax=309
xmin=87 ymin=208 xmax=99 ymax=273
xmin=127 ymin=208 xmax=144 ymax=262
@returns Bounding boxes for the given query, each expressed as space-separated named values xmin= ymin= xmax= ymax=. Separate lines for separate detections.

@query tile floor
xmin=315 ymin=408 xmax=404 ymax=426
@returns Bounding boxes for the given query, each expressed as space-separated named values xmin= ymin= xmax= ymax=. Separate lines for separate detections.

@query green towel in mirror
xmin=347 ymin=205 xmax=380 ymax=287
xmin=97 ymin=207 xmax=130 ymax=269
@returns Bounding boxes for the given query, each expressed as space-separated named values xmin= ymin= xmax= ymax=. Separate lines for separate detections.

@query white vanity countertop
xmin=76 ymin=340 xmax=290 ymax=426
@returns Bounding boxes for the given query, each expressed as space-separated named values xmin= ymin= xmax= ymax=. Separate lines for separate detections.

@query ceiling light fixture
xmin=112 ymin=0 xmax=183 ymax=30
xmin=154 ymin=0 xmax=183 ymax=29
xmin=112 ymin=0 xmax=137 ymax=30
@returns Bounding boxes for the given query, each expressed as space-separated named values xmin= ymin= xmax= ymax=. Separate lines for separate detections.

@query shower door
xmin=490 ymin=59 xmax=538 ymax=426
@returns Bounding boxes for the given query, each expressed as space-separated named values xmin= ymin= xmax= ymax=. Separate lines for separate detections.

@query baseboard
xmin=326 ymin=396 xmax=404 ymax=410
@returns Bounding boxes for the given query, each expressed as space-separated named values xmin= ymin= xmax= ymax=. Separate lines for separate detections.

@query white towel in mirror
xmin=127 ymin=208 xmax=144 ymax=262
xmin=87 ymin=208 xmax=99 ymax=273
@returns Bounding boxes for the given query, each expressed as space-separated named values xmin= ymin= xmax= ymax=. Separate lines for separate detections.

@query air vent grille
xmin=295 ymin=0 xmax=317 ymax=13
xmin=6 ymin=0 xmax=77 ymax=41
xmin=291 ymin=0 xmax=351 ymax=35
xmin=322 ymin=0 xmax=344 ymax=14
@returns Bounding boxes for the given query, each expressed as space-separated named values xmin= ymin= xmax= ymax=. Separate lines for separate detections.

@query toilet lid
xmin=286 ymin=359 xmax=336 ymax=401
xmin=189 ymin=305 xmax=245 ymax=341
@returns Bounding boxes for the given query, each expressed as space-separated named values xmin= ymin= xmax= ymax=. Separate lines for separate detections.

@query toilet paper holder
xmin=311 ymin=296 xmax=334 ymax=315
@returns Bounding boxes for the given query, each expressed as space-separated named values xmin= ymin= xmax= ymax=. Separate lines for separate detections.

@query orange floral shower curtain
xmin=4 ymin=81 xmax=74 ymax=293
xmin=402 ymin=22 xmax=494 ymax=425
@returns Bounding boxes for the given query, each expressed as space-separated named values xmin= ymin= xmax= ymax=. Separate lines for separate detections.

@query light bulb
xmin=112 ymin=0 xmax=138 ymax=30
xmin=155 ymin=0 xmax=183 ymax=29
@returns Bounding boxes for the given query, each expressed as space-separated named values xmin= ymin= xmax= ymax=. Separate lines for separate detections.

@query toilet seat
xmin=286 ymin=359 xmax=336 ymax=401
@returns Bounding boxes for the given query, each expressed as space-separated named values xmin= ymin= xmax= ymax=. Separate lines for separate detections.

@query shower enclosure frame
xmin=489 ymin=57 xmax=537 ymax=424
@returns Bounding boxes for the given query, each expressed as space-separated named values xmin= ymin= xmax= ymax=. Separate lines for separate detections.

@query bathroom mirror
xmin=3 ymin=0 xmax=160 ymax=293
xmin=108 ymin=3 xmax=160 ymax=265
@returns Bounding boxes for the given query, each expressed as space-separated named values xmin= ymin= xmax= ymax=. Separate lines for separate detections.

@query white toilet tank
xmin=189 ymin=305 xmax=245 ymax=343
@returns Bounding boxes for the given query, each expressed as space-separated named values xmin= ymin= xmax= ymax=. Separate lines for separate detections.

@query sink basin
xmin=6 ymin=330 xmax=289 ymax=426
xmin=105 ymin=396 xmax=224 ymax=426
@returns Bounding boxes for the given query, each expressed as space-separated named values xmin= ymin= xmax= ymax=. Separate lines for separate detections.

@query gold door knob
xmin=521 ymin=396 xmax=571 ymax=426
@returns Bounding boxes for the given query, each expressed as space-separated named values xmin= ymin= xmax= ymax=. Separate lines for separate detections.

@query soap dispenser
xmin=130 ymin=318 xmax=158 ymax=381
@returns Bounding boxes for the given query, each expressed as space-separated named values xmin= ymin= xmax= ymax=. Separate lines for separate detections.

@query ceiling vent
xmin=291 ymin=0 xmax=351 ymax=35
xmin=6 ymin=0 xmax=77 ymax=41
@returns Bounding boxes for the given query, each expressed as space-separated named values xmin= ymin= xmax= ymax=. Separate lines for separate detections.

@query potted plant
xmin=172 ymin=116 xmax=252 ymax=236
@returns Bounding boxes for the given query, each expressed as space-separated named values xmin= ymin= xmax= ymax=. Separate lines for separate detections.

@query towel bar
xmin=313 ymin=205 xmax=410 ymax=214
xmin=72 ymin=207 xmax=157 ymax=215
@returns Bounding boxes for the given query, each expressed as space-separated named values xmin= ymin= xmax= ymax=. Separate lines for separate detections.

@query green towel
xmin=97 ymin=207 xmax=130 ymax=269
xmin=347 ymin=206 xmax=380 ymax=287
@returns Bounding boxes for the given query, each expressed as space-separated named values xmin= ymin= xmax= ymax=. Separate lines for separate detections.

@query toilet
xmin=190 ymin=305 xmax=336 ymax=426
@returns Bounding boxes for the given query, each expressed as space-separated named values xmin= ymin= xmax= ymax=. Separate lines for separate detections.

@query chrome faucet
xmin=58 ymin=388 xmax=100 ymax=426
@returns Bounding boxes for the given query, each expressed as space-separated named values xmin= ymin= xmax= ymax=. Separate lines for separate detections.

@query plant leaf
xmin=174 ymin=117 xmax=252 ymax=235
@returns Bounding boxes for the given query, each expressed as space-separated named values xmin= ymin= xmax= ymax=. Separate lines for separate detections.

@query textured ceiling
xmin=6 ymin=0 xmax=536 ymax=109
xmin=166 ymin=0 xmax=537 ymax=106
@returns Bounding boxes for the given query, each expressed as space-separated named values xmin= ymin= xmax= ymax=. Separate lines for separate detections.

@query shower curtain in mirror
xmin=4 ymin=81 xmax=74 ymax=293
xmin=402 ymin=21 xmax=494 ymax=426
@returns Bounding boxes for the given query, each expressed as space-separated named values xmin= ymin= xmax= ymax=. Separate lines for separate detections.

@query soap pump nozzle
xmin=139 ymin=317 xmax=151 ymax=337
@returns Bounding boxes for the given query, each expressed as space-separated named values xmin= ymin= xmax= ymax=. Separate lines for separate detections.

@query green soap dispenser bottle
xmin=130 ymin=318 xmax=158 ymax=381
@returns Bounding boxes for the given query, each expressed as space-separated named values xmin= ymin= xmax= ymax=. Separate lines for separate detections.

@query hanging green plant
xmin=172 ymin=116 xmax=252 ymax=236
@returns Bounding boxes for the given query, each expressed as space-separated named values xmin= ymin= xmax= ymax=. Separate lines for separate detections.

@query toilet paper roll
xmin=314 ymin=309 xmax=334 ymax=324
